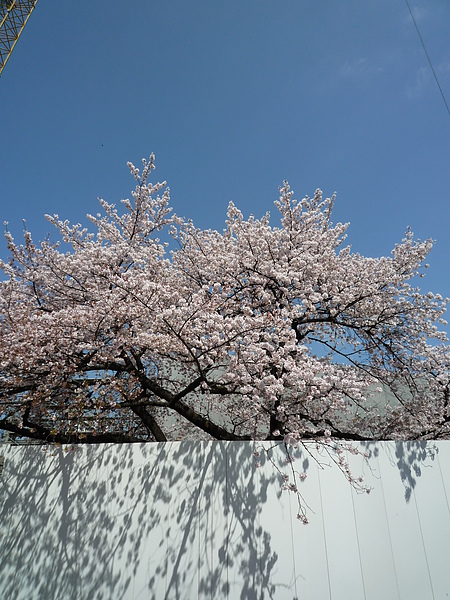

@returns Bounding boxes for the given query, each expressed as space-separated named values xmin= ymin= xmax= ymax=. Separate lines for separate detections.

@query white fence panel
xmin=1 ymin=441 xmax=450 ymax=600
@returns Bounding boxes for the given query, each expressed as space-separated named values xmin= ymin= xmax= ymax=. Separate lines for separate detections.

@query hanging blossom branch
xmin=254 ymin=432 xmax=373 ymax=524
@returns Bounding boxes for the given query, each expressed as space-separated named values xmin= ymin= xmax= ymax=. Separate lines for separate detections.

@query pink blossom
xmin=0 ymin=156 xmax=448 ymax=458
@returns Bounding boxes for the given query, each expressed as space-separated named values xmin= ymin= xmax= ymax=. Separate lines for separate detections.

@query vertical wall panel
xmin=289 ymin=444 xmax=332 ymax=600
xmin=122 ymin=443 xmax=182 ymax=600
xmin=197 ymin=442 xmax=228 ymax=600
xmin=256 ymin=443 xmax=296 ymax=600
xmin=377 ymin=442 xmax=434 ymax=600
xmin=315 ymin=446 xmax=366 ymax=600
xmin=0 ymin=445 xmax=81 ymax=600
xmin=409 ymin=443 xmax=450 ymax=600
xmin=347 ymin=445 xmax=401 ymax=600
xmin=74 ymin=444 xmax=130 ymax=600
xmin=436 ymin=443 xmax=450 ymax=504
xmin=225 ymin=442 xmax=266 ymax=600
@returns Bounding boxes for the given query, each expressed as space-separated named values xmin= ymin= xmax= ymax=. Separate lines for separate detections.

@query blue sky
xmin=1 ymin=0 xmax=449 ymax=298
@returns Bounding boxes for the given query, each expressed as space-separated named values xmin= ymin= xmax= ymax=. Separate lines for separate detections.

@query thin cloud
xmin=406 ymin=65 xmax=429 ymax=99
xmin=411 ymin=5 xmax=429 ymax=23
xmin=401 ymin=4 xmax=429 ymax=28
xmin=405 ymin=57 xmax=450 ymax=101
xmin=339 ymin=58 xmax=368 ymax=77
xmin=338 ymin=58 xmax=385 ymax=80
xmin=436 ymin=59 xmax=450 ymax=81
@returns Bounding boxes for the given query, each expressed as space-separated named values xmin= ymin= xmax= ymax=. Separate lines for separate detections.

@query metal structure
xmin=0 ymin=0 xmax=39 ymax=76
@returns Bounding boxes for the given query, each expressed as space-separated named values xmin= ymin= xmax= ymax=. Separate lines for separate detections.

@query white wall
xmin=1 ymin=440 xmax=449 ymax=600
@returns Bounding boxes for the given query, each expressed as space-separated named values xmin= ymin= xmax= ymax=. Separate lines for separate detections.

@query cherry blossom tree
xmin=1 ymin=155 xmax=449 ymax=452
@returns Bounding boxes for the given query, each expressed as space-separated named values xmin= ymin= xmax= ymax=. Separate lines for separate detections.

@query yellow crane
xmin=0 ymin=0 xmax=39 ymax=76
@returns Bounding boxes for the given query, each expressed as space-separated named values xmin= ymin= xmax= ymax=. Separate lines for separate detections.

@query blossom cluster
xmin=0 ymin=156 xmax=449 ymax=449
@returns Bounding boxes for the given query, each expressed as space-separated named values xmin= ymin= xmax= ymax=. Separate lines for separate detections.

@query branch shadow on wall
xmin=0 ymin=441 xmax=290 ymax=600
xmin=359 ymin=440 xmax=438 ymax=502
xmin=0 ymin=439 xmax=438 ymax=600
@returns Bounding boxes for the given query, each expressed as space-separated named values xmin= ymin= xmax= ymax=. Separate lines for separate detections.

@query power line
xmin=404 ymin=0 xmax=450 ymax=118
